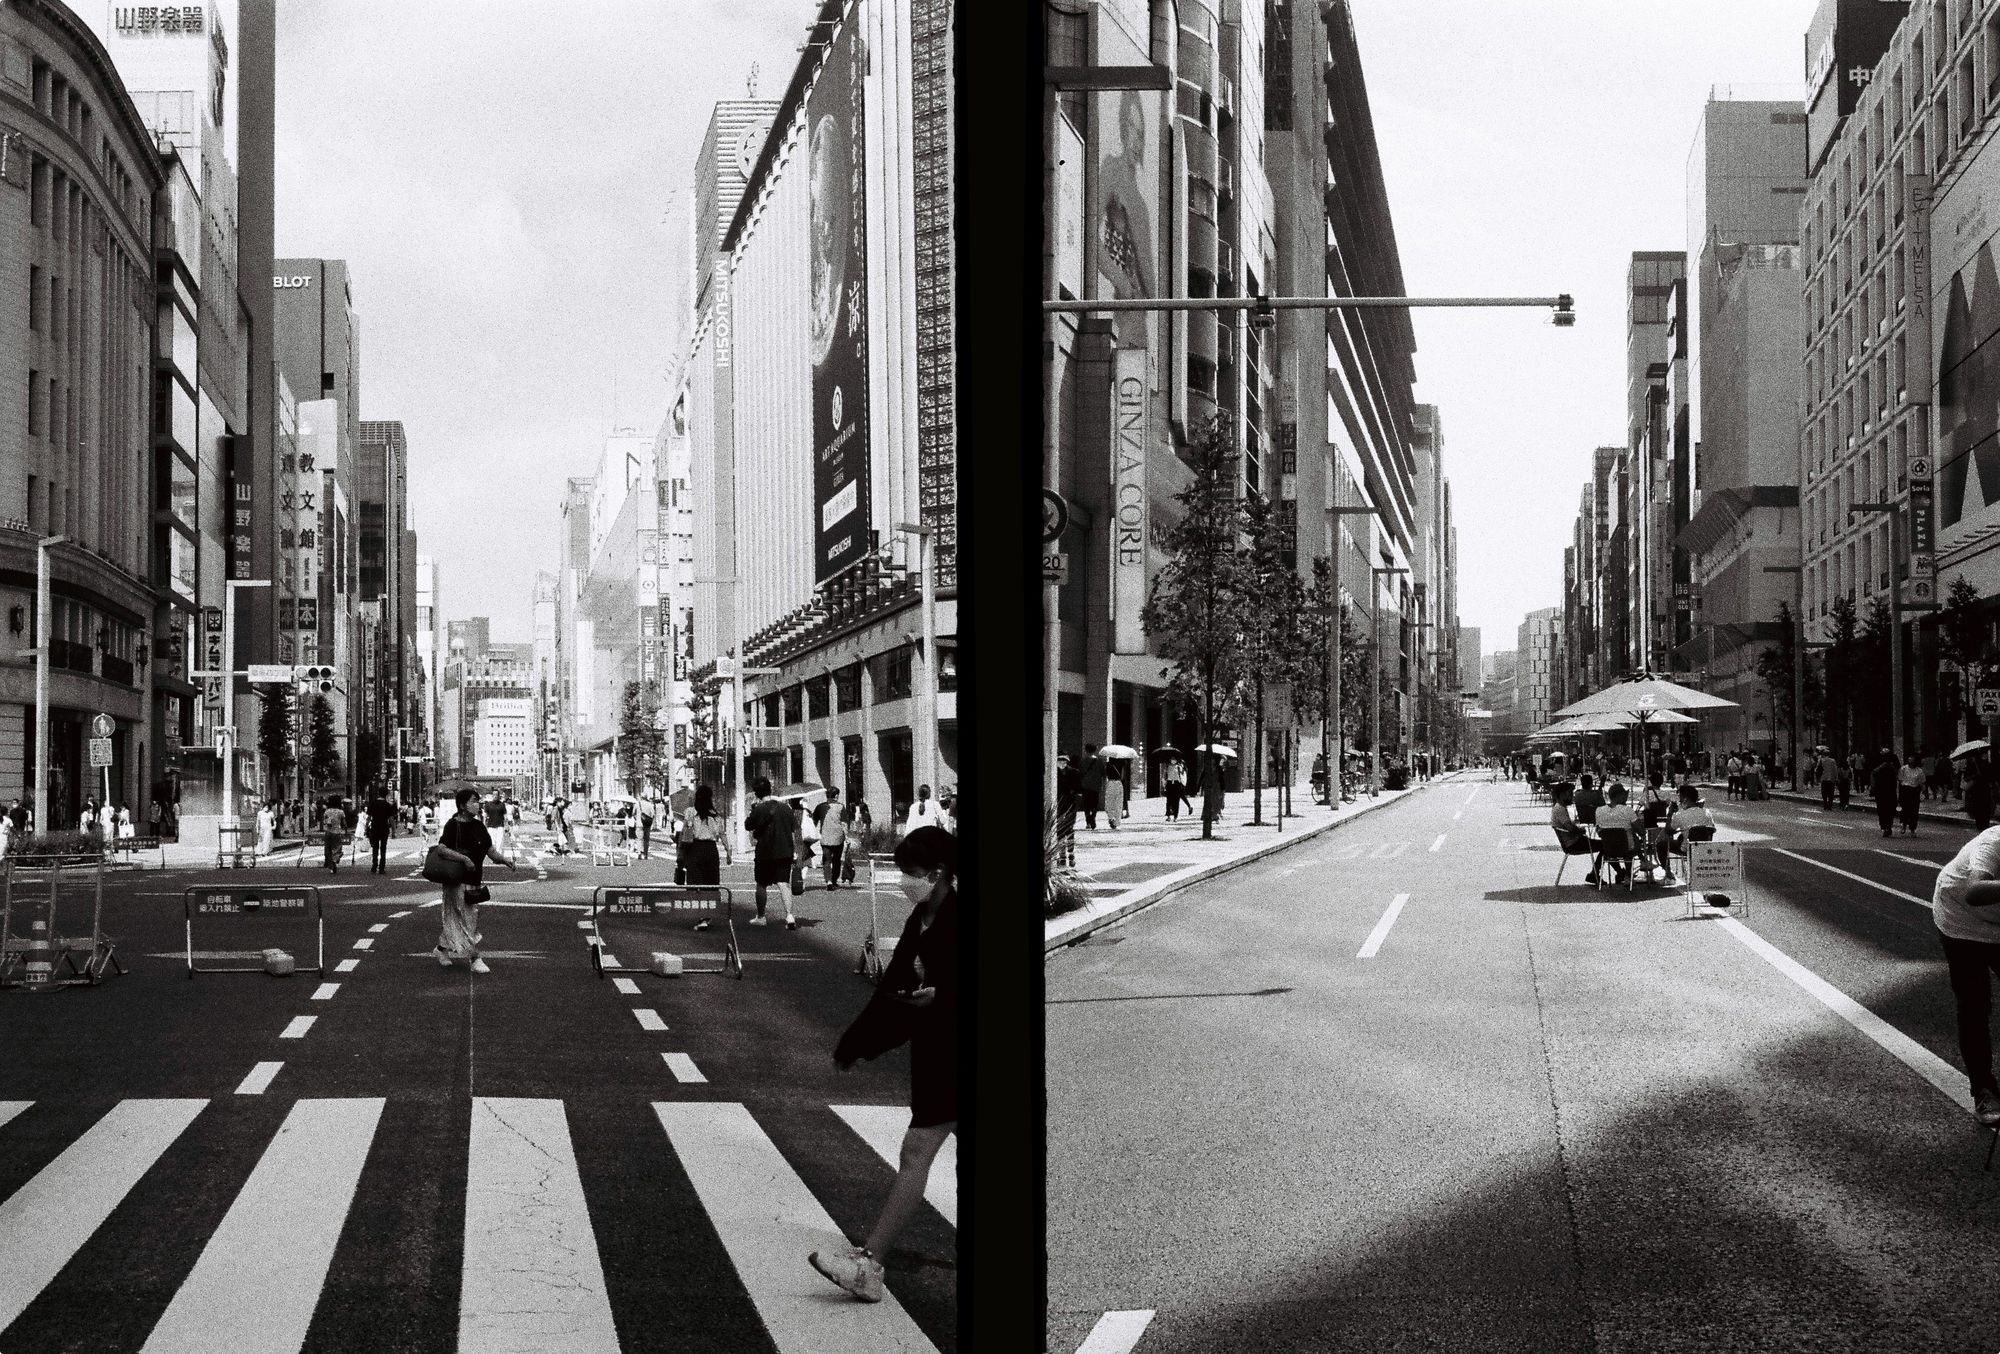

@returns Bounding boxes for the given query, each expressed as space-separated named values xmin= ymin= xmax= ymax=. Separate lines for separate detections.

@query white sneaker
xmin=748 ymin=915 xmax=768 ymax=927
xmin=471 ymin=958 xmax=491 ymax=974
xmin=808 ymin=1246 xmax=884 ymax=1302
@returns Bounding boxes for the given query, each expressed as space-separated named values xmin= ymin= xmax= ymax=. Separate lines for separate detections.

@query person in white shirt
xmin=904 ymin=784 xmax=944 ymax=834
xmin=1592 ymin=784 xmax=1640 ymax=884
xmin=1931 ymin=826 xmax=2000 ymax=1126
xmin=256 ymin=801 xmax=275 ymax=857
xmin=1898 ymin=753 xmax=1927 ymax=836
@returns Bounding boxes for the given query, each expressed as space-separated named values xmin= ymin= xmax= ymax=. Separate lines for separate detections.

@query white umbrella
xmin=1555 ymin=676 xmax=1737 ymax=719
xmin=1952 ymin=739 xmax=1991 ymax=761
xmin=1099 ymin=744 xmax=1140 ymax=760
xmin=1193 ymin=744 xmax=1239 ymax=759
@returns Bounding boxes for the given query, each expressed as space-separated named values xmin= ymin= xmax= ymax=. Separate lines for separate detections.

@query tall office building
xmin=357 ymin=420 xmax=412 ymax=792
xmin=416 ymin=554 xmax=441 ymax=763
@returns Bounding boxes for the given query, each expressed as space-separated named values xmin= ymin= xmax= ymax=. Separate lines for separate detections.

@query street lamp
xmin=895 ymin=521 xmax=940 ymax=796
xmin=1323 ymin=504 xmax=1380 ymax=809
xmin=1849 ymin=502 xmax=1905 ymax=755
xmin=32 ymin=534 xmax=67 ymax=833
xmin=1370 ymin=565 xmax=1410 ymax=795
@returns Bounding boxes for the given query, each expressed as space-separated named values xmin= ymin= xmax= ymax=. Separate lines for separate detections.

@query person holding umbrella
xmin=1959 ymin=741 xmax=1995 ymax=831
xmin=1080 ymin=745 xmax=1105 ymax=830
xmin=1199 ymin=748 xmax=1228 ymax=830
xmin=1163 ymin=752 xmax=1188 ymax=821
xmin=1099 ymin=746 xmax=1135 ymax=829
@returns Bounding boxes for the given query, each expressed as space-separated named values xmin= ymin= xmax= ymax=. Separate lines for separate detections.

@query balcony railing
xmin=50 ymin=638 xmax=94 ymax=675
xmin=101 ymin=653 xmax=134 ymax=686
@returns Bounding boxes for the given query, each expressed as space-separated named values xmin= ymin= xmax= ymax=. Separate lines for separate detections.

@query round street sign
xmin=1042 ymin=489 xmax=1070 ymax=544
xmin=91 ymin=713 xmax=115 ymax=739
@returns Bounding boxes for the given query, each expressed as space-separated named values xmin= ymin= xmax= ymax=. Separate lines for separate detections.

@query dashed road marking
xmin=612 ymin=977 xmax=640 ymax=995
xmin=310 ymin=982 xmax=340 ymax=1000
xmin=1452 ymin=810 xmax=1463 ymax=821
xmin=1077 ymin=1310 xmax=1157 ymax=1354
xmin=335 ymin=958 xmax=359 ymax=973
xmin=634 ymin=1009 xmax=668 ymax=1032
xmin=367 ymin=923 xmax=388 ymax=933
xmin=1429 ymin=834 xmax=1446 ymax=852
xmin=235 ymin=1061 xmax=283 ymax=1095
xmin=279 ymin=1016 xmax=316 ymax=1039
xmin=1772 ymin=847 xmax=1929 ymax=908
xmin=352 ymin=938 xmax=373 ymax=950
xmin=1369 ymin=841 xmax=1407 ymax=859
xmin=662 ymin=1052 xmax=706 ymax=1083
xmin=1357 ymin=893 xmax=1410 ymax=959
xmin=389 ymin=910 xmax=411 ymax=918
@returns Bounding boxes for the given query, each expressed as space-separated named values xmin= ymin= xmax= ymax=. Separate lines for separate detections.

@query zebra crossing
xmin=0 ymin=1094 xmax=954 ymax=1352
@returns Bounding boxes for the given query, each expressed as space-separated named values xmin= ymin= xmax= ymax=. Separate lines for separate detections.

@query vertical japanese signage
xmin=202 ymin=607 xmax=223 ymax=709
xmin=1909 ymin=448 xmax=1937 ymax=605
xmin=809 ymin=3 xmax=871 ymax=582
xmin=1907 ymin=172 xmax=1932 ymax=403
xmin=1112 ymin=346 xmax=1149 ymax=654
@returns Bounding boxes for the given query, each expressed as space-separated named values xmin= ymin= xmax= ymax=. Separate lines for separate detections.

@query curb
xmin=1702 ymin=781 xmax=1981 ymax=830
xmin=1043 ymin=777 xmax=1458 ymax=955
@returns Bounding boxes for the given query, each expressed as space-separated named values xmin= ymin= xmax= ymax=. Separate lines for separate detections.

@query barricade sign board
xmin=1684 ymin=840 xmax=1749 ymax=918
xmin=184 ymin=886 xmax=323 ymax=976
xmin=589 ymin=885 xmax=740 ymax=979
xmin=0 ymin=857 xmax=121 ymax=989
xmin=857 ymin=854 xmax=900 ymax=981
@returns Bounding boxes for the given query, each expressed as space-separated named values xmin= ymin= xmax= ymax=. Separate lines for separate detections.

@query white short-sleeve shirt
xmin=1933 ymin=826 xmax=2000 ymax=943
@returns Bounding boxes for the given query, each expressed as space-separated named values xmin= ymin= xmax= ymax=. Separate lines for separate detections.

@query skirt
xmin=683 ymin=838 xmax=721 ymax=886
xmin=438 ymin=883 xmax=481 ymax=961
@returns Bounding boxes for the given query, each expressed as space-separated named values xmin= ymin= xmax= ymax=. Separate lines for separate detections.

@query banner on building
xmin=1112 ymin=345 xmax=1149 ymax=654
xmin=1907 ymin=172 xmax=1933 ymax=404
xmin=809 ymin=3 xmax=872 ymax=584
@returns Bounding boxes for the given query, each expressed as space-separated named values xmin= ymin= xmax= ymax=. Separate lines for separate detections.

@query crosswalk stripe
xmin=0 ymin=1101 xmax=30 ymax=1131
xmin=368 ymin=923 xmax=388 ymax=933
xmin=0 ymin=1098 xmax=208 ymax=1331
xmin=662 ymin=1052 xmax=706 ymax=1083
xmin=352 ymin=938 xmax=373 ymax=950
xmin=234 ymin=1062 xmax=283 ymax=1095
xmin=460 ymin=1098 xmax=619 ymax=1353
xmin=654 ymin=1102 xmax=938 ymax=1353
xmin=831 ymin=1105 xmax=957 ymax=1227
xmin=139 ymin=1098 xmax=383 ymax=1353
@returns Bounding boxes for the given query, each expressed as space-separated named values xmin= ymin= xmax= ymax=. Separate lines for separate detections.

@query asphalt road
xmin=1047 ymin=775 xmax=2000 ymax=1354
xmin=0 ymin=827 xmax=954 ymax=1353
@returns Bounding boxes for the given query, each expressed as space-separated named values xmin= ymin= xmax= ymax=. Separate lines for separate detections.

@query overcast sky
xmin=274 ymin=0 xmax=808 ymax=641
xmin=1349 ymin=0 xmax=1817 ymax=656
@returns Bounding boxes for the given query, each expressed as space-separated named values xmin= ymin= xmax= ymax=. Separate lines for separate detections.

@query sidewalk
xmin=1044 ymin=771 xmax=1465 ymax=953
xmin=1697 ymin=779 xmax=1983 ymax=830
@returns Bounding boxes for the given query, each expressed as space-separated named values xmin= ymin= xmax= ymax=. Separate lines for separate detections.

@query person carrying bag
xmin=430 ymin=787 xmax=516 ymax=972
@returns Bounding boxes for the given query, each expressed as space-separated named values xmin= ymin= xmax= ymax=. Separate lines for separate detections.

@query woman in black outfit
xmin=435 ymin=786 xmax=516 ymax=972
xmin=810 ymin=825 xmax=958 ymax=1304
xmin=678 ymin=784 xmax=728 ymax=886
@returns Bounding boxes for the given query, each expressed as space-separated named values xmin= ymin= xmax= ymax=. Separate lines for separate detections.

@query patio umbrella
xmin=1099 ymin=744 xmax=1140 ymax=759
xmin=1952 ymin=739 xmax=1992 ymax=761
xmin=1554 ymin=676 xmax=1736 ymax=777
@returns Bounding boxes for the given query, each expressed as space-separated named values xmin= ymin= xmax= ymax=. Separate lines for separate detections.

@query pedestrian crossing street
xmin=0 ymin=1094 xmax=955 ymax=1353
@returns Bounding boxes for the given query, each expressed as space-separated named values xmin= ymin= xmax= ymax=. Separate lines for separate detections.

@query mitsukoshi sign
xmin=808 ymin=1 xmax=871 ymax=584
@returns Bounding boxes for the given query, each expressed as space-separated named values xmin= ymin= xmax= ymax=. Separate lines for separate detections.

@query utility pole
xmin=1763 ymin=564 xmax=1805 ymax=788
xmin=33 ymin=535 xmax=66 ymax=834
xmin=897 ymin=522 xmax=939 ymax=794
xmin=1370 ymin=565 xmax=1409 ymax=795
xmin=1850 ymin=503 xmax=1907 ymax=755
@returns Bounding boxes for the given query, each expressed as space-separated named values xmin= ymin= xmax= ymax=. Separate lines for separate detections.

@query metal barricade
xmin=588 ymin=819 xmax=632 ymax=867
xmin=184 ymin=885 xmax=324 ymax=976
xmin=589 ymin=885 xmax=741 ymax=979
xmin=855 ymin=853 xmax=900 ymax=982
xmin=218 ymin=824 xmax=259 ymax=869
xmin=295 ymin=831 xmax=358 ymax=870
xmin=109 ymin=834 xmax=167 ymax=869
xmin=0 ymin=856 xmax=122 ymax=989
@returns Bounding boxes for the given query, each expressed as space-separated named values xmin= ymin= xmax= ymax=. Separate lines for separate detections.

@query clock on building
xmin=733 ymin=118 xmax=773 ymax=181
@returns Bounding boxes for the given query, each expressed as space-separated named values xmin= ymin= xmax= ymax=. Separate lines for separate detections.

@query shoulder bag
xmin=423 ymin=843 xmax=472 ymax=885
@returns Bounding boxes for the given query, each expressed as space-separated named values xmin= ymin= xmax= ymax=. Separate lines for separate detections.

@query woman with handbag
xmin=429 ymin=787 xmax=517 ymax=973
xmin=679 ymin=785 xmax=729 ymax=887
xmin=810 ymin=825 xmax=958 ymax=1303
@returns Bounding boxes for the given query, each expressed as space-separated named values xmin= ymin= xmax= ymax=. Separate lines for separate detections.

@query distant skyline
xmin=274 ymin=0 xmax=808 ymax=641
xmin=1350 ymin=0 xmax=1816 ymax=650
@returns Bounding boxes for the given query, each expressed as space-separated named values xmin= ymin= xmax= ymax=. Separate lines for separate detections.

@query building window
xmin=27 ymin=267 xmax=38 ymax=333
xmin=806 ymin=675 xmax=830 ymax=720
xmin=781 ymin=684 xmax=802 ymax=723
xmin=835 ymin=663 xmax=861 ymax=713
xmin=876 ymin=648 xmax=913 ymax=703
xmin=26 ymin=370 xmax=39 ymax=438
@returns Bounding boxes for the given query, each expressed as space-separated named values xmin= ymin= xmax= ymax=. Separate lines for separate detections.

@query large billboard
xmin=809 ymin=3 xmax=870 ymax=583
xmin=1805 ymin=0 xmax=1910 ymax=174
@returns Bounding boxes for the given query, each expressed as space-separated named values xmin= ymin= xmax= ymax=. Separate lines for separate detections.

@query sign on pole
xmin=90 ymin=713 xmax=114 ymax=739
xmin=1977 ymin=689 xmax=2000 ymax=723
xmin=88 ymin=738 xmax=113 ymax=769
xmin=247 ymin=664 xmax=292 ymax=684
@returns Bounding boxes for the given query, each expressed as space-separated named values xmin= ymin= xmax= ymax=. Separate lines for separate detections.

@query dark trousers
xmin=1164 ymin=785 xmax=1184 ymax=819
xmin=1876 ymin=798 xmax=1896 ymax=835
xmin=1942 ymin=931 xmax=2000 ymax=1094
xmin=641 ymin=818 xmax=653 ymax=858
xmin=369 ymin=835 xmax=389 ymax=872
xmin=1899 ymin=786 xmax=1921 ymax=832
xmin=822 ymin=842 xmax=844 ymax=885
xmin=1838 ymin=779 xmax=1852 ymax=808
xmin=1821 ymin=779 xmax=1836 ymax=808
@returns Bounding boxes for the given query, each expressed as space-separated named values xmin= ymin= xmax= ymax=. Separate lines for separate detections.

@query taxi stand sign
xmin=588 ymin=885 xmax=742 ymax=979
xmin=183 ymin=886 xmax=324 ymax=976
xmin=1684 ymin=840 xmax=1749 ymax=919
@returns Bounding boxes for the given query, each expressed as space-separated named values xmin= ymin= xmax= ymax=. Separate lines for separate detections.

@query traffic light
xmin=299 ymin=665 xmax=335 ymax=694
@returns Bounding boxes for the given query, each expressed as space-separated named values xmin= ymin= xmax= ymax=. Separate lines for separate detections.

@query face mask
xmin=898 ymin=870 xmax=935 ymax=906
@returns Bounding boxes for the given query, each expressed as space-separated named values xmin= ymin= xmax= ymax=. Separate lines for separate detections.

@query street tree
xmin=305 ymin=693 xmax=340 ymax=797
xmin=1139 ymin=418 xmax=1248 ymax=839
xmin=1822 ymin=592 xmax=1860 ymax=760
xmin=1235 ymin=488 xmax=1305 ymax=825
xmin=356 ymin=730 xmax=382 ymax=795
xmin=1858 ymin=596 xmax=1895 ymax=753
xmin=258 ymin=687 xmax=296 ymax=800
xmin=1939 ymin=575 xmax=1989 ymax=744
xmin=618 ymin=680 xmax=667 ymax=793
xmin=1754 ymin=601 xmax=1822 ymax=777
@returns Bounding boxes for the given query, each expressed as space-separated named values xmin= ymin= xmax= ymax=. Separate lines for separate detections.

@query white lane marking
xmin=0 ymin=1102 xmax=29 ymax=1130
xmin=575 ymin=918 xmax=597 ymax=929
xmin=1369 ymin=840 xmax=1408 ymax=859
xmin=1715 ymin=917 xmax=1970 ymax=1112
xmin=310 ymin=982 xmax=340 ymax=1001
xmin=634 ymin=1008 xmax=668 ymax=1031
xmin=832 ymin=1104 xmax=957 ymax=1226
xmin=654 ymin=1102 xmax=938 ymax=1353
xmin=389 ymin=910 xmax=411 ymax=918
xmin=1077 ymin=1310 xmax=1157 ymax=1354
xmin=460 ymin=1098 xmax=620 ymax=1353
xmin=367 ymin=923 xmax=388 ymax=933
xmin=1464 ymin=785 xmax=1480 ymax=805
xmin=0 ymin=1099 xmax=208 ymax=1330
xmin=1874 ymin=848 xmax=1945 ymax=869
xmin=1357 ymin=893 xmax=1410 ymax=960
xmin=1772 ymin=847 xmax=1930 ymax=909
xmin=234 ymin=1062 xmax=284 ymax=1095
xmin=351 ymin=938 xmax=373 ymax=950
xmin=335 ymin=959 xmax=359 ymax=973
xmin=1330 ymin=842 xmax=1364 ymax=861
xmin=612 ymin=977 xmax=641 ymax=995
xmin=1796 ymin=815 xmax=1854 ymax=831
xmin=141 ymin=1098 xmax=383 ymax=1353
xmin=280 ymin=1016 xmax=316 ymax=1039
xmin=662 ymin=1052 xmax=707 ymax=1083
xmin=1429 ymin=834 xmax=1447 ymax=853
xmin=1452 ymin=810 xmax=1463 ymax=821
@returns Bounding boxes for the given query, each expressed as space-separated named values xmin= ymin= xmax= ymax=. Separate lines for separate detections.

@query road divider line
xmin=334 ymin=959 xmax=359 ymax=973
xmin=1357 ymin=893 xmax=1410 ymax=959
xmin=832 ymin=1105 xmax=956 ymax=1226
xmin=367 ymin=923 xmax=388 ymax=933
xmin=351 ymin=938 xmax=373 ymax=950
xmin=634 ymin=1009 xmax=667 ymax=1032
xmin=310 ymin=982 xmax=339 ymax=1001
xmin=1077 ymin=1309 xmax=1157 ymax=1354
xmin=662 ymin=1052 xmax=707 ymax=1083
xmin=1429 ymin=834 xmax=1446 ymax=853
xmin=1465 ymin=785 xmax=1480 ymax=805
xmin=141 ymin=1098 xmax=384 ymax=1353
xmin=1874 ymin=848 xmax=1945 ymax=869
xmin=612 ymin=977 xmax=640 ymax=995
xmin=0 ymin=1098 xmax=208 ymax=1332
xmin=279 ymin=1016 xmax=316 ymax=1039
xmin=1715 ymin=917 xmax=1970 ymax=1112
xmin=1771 ymin=847 xmax=1930 ymax=908
xmin=389 ymin=910 xmax=411 ymax=918
xmin=234 ymin=1062 xmax=283 ymax=1095
xmin=1452 ymin=810 xmax=1463 ymax=821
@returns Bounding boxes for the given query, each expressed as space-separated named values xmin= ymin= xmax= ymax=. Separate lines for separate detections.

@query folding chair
xmin=1593 ymin=826 xmax=1641 ymax=892
xmin=1552 ymin=826 xmax=1595 ymax=885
